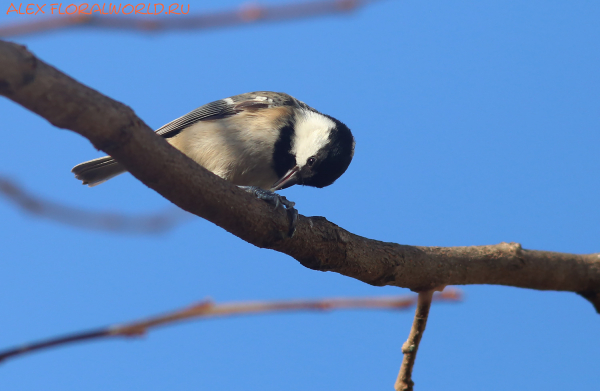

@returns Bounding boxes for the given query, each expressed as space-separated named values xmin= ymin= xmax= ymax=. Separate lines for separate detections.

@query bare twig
xmin=0 ymin=0 xmax=383 ymax=38
xmin=0 ymin=290 xmax=461 ymax=364
xmin=1 ymin=41 xmax=600 ymax=312
xmin=0 ymin=176 xmax=190 ymax=233
xmin=395 ymin=290 xmax=435 ymax=391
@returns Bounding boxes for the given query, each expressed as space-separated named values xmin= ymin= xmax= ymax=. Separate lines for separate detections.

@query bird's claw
xmin=240 ymin=186 xmax=295 ymax=210
xmin=285 ymin=207 xmax=298 ymax=237
xmin=239 ymin=186 xmax=298 ymax=237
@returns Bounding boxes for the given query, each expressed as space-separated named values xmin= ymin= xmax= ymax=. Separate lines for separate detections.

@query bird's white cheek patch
xmin=292 ymin=111 xmax=335 ymax=165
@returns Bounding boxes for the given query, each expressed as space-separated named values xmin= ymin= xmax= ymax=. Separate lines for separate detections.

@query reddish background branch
xmin=0 ymin=290 xmax=462 ymax=363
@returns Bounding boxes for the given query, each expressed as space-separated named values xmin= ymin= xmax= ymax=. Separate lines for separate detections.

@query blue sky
xmin=1 ymin=1 xmax=599 ymax=389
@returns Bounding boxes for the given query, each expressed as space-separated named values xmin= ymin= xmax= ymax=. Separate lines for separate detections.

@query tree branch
xmin=0 ymin=175 xmax=189 ymax=233
xmin=0 ymin=291 xmax=461 ymax=364
xmin=1 ymin=40 xmax=599 ymax=311
xmin=394 ymin=290 xmax=434 ymax=391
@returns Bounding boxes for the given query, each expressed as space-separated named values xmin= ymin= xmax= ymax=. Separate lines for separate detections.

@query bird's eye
xmin=307 ymin=157 xmax=316 ymax=166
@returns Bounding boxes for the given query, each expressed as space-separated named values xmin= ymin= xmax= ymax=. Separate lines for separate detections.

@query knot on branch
xmin=498 ymin=241 xmax=523 ymax=254
xmin=401 ymin=343 xmax=415 ymax=353
xmin=497 ymin=241 xmax=525 ymax=270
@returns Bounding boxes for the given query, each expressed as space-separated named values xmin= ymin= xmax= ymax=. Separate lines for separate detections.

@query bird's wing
xmin=155 ymin=99 xmax=234 ymax=138
xmin=154 ymin=92 xmax=305 ymax=139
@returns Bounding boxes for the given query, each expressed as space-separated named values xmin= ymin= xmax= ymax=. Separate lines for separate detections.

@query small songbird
xmin=73 ymin=91 xmax=354 ymax=191
xmin=72 ymin=92 xmax=355 ymax=233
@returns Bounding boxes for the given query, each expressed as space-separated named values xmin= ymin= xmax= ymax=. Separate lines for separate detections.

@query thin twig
xmin=0 ymin=176 xmax=190 ymax=233
xmin=0 ymin=290 xmax=461 ymax=364
xmin=395 ymin=290 xmax=435 ymax=391
xmin=0 ymin=0 xmax=383 ymax=38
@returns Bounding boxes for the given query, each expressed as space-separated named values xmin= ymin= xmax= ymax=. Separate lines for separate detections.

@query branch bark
xmin=1 ymin=40 xmax=599 ymax=311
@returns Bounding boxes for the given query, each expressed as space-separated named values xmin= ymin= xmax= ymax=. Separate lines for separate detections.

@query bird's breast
xmin=167 ymin=109 xmax=290 ymax=190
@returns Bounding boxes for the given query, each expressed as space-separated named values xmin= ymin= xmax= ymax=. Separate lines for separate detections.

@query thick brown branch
xmin=1 ymin=41 xmax=599 ymax=311
xmin=0 ymin=291 xmax=461 ymax=363
xmin=0 ymin=0 xmax=380 ymax=38
xmin=0 ymin=176 xmax=189 ymax=233
xmin=394 ymin=290 xmax=434 ymax=391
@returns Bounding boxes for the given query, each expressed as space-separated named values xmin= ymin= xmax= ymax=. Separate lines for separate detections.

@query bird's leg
xmin=238 ymin=186 xmax=298 ymax=237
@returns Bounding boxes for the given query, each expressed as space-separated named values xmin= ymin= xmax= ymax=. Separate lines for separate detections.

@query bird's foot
xmin=239 ymin=186 xmax=298 ymax=237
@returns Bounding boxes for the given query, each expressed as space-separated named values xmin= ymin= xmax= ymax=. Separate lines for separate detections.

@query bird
xmin=72 ymin=91 xmax=355 ymax=234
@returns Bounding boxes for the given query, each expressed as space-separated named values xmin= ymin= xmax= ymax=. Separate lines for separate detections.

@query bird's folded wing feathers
xmin=155 ymin=99 xmax=235 ymax=138
xmin=154 ymin=92 xmax=302 ymax=139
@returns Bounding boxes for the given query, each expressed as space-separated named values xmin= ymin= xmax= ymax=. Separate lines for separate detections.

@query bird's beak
xmin=270 ymin=166 xmax=300 ymax=191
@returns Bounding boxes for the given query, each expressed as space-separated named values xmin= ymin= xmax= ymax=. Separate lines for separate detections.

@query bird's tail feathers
xmin=72 ymin=156 xmax=126 ymax=187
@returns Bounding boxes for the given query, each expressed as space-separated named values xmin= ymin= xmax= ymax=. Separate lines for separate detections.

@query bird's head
xmin=271 ymin=109 xmax=355 ymax=191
